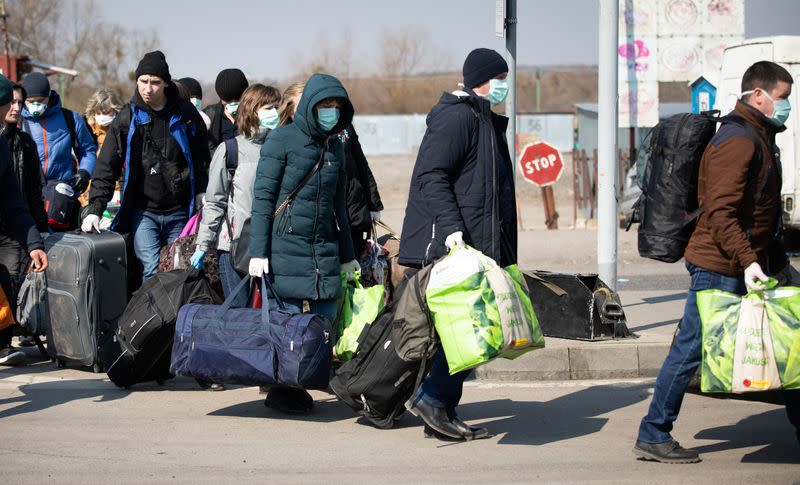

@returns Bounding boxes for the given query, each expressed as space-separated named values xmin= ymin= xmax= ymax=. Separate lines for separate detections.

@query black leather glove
xmin=71 ymin=169 xmax=91 ymax=193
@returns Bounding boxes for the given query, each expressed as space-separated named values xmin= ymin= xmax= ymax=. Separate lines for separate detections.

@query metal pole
xmin=597 ymin=0 xmax=619 ymax=289
xmin=0 ymin=0 xmax=10 ymax=78
xmin=505 ymin=0 xmax=517 ymax=163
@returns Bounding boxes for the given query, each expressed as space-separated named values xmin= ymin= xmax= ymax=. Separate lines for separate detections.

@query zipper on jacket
xmin=667 ymin=114 xmax=690 ymax=176
xmin=487 ymin=117 xmax=497 ymax=259
xmin=311 ymin=141 xmax=327 ymax=300
xmin=42 ymin=117 xmax=49 ymax=178
xmin=424 ymin=223 xmax=436 ymax=263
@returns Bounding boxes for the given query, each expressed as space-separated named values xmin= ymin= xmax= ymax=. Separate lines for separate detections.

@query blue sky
xmin=99 ymin=0 xmax=800 ymax=83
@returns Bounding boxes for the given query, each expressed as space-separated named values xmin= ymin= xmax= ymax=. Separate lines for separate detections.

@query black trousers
xmin=0 ymin=233 xmax=24 ymax=347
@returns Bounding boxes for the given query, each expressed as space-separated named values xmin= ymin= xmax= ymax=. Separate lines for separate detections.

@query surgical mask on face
xmin=742 ymin=88 xmax=792 ymax=126
xmin=257 ymin=108 xmax=279 ymax=130
xmin=484 ymin=78 xmax=509 ymax=105
xmin=26 ymin=101 xmax=47 ymax=117
xmin=225 ymin=102 xmax=239 ymax=117
xmin=190 ymin=97 xmax=202 ymax=110
xmin=94 ymin=114 xmax=115 ymax=127
xmin=316 ymin=107 xmax=340 ymax=131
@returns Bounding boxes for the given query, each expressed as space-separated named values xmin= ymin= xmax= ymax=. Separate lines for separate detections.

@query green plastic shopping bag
xmin=334 ymin=271 xmax=385 ymax=361
xmin=698 ymin=279 xmax=800 ymax=393
xmin=499 ymin=265 xmax=545 ymax=360
xmin=426 ymin=245 xmax=544 ymax=374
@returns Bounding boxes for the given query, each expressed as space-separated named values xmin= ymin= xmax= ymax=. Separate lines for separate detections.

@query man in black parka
xmin=400 ymin=48 xmax=517 ymax=440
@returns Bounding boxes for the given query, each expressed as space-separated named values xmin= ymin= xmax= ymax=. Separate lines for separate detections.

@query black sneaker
xmin=0 ymin=347 xmax=25 ymax=366
xmin=633 ymin=440 xmax=701 ymax=464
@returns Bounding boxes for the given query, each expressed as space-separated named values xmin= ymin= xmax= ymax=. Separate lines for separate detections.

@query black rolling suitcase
xmin=101 ymin=269 xmax=221 ymax=388
xmin=44 ymin=230 xmax=128 ymax=372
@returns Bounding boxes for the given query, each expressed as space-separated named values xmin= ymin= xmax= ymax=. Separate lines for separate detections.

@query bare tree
xmin=5 ymin=0 xmax=159 ymax=108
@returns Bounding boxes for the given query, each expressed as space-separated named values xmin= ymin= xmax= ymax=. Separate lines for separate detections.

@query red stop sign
xmin=518 ymin=141 xmax=564 ymax=187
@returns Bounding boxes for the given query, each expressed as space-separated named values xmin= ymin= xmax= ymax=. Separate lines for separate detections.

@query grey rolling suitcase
xmin=44 ymin=231 xmax=128 ymax=372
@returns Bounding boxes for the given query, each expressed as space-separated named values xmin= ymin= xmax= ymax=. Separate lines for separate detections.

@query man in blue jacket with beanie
xmin=21 ymin=72 xmax=97 ymax=230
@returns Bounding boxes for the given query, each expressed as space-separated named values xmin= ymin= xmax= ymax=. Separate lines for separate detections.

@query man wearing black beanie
xmin=83 ymin=50 xmax=210 ymax=283
xmin=399 ymin=47 xmax=516 ymax=441
xmin=203 ymin=68 xmax=249 ymax=155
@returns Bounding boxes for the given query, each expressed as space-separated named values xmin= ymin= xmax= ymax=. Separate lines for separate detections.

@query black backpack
xmin=101 ymin=269 xmax=222 ymax=388
xmin=631 ymin=111 xmax=762 ymax=263
xmin=329 ymin=266 xmax=438 ymax=429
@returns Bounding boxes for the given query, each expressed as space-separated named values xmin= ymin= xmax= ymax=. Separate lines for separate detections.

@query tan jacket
xmin=684 ymin=101 xmax=785 ymax=276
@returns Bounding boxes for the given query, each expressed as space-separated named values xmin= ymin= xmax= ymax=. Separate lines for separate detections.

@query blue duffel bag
xmin=170 ymin=277 xmax=332 ymax=389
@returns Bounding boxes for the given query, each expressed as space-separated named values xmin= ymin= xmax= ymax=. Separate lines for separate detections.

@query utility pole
xmin=498 ymin=0 xmax=517 ymax=163
xmin=0 ymin=0 xmax=10 ymax=78
xmin=598 ymin=0 xmax=619 ymax=289
xmin=0 ymin=0 xmax=8 ymax=57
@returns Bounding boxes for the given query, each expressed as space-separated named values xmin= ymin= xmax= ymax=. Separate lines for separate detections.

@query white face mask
xmin=94 ymin=114 xmax=115 ymax=127
xmin=225 ymin=102 xmax=239 ymax=116
xmin=26 ymin=101 xmax=47 ymax=117
xmin=257 ymin=108 xmax=279 ymax=130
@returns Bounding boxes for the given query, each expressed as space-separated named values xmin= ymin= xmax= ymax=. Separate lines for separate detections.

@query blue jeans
xmin=269 ymin=297 xmax=338 ymax=323
xmin=217 ymin=250 xmax=249 ymax=308
xmin=638 ymin=262 xmax=800 ymax=444
xmin=417 ymin=348 xmax=472 ymax=417
xmin=130 ymin=208 xmax=188 ymax=282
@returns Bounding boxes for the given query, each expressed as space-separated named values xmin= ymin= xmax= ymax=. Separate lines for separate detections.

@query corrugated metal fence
xmin=353 ymin=113 xmax=575 ymax=155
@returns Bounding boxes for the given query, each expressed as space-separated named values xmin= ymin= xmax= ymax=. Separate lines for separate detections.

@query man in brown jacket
xmin=634 ymin=61 xmax=798 ymax=463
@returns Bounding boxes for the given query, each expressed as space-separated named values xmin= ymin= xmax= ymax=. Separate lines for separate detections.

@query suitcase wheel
xmin=56 ymin=359 xmax=66 ymax=369
xmin=92 ymin=363 xmax=102 ymax=374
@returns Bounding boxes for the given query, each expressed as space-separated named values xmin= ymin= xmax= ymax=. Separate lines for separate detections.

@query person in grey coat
xmin=191 ymin=84 xmax=282 ymax=307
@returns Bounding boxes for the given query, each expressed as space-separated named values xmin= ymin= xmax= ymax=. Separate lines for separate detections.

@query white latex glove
xmin=444 ymin=231 xmax=464 ymax=250
xmin=341 ymin=259 xmax=360 ymax=281
xmin=81 ymin=214 xmax=101 ymax=233
xmin=744 ymin=262 xmax=769 ymax=291
xmin=370 ymin=211 xmax=381 ymax=222
xmin=248 ymin=257 xmax=269 ymax=277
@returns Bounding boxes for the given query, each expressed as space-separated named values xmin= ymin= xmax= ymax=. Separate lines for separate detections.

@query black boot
xmin=405 ymin=396 xmax=465 ymax=439
xmin=450 ymin=416 xmax=492 ymax=441
xmin=264 ymin=387 xmax=314 ymax=415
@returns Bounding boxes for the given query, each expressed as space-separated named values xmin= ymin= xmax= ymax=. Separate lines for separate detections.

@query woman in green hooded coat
xmin=248 ymin=73 xmax=360 ymax=413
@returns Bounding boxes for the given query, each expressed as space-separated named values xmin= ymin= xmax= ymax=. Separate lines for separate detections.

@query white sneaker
xmin=0 ymin=347 xmax=25 ymax=366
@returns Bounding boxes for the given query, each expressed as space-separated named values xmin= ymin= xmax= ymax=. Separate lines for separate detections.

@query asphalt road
xmin=0 ymin=365 xmax=797 ymax=484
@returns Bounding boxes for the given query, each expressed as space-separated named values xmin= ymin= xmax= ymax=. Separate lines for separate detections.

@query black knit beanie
xmin=215 ymin=68 xmax=249 ymax=102
xmin=462 ymin=48 xmax=509 ymax=89
xmin=21 ymin=72 xmax=50 ymax=98
xmin=136 ymin=50 xmax=171 ymax=82
xmin=179 ymin=77 xmax=203 ymax=99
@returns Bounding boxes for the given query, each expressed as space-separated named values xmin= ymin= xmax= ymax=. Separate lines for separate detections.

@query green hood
xmin=294 ymin=73 xmax=354 ymax=139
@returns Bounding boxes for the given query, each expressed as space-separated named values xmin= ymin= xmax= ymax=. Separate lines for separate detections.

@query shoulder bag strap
xmin=273 ymin=144 xmax=326 ymax=218
xmin=223 ymin=138 xmax=239 ymax=237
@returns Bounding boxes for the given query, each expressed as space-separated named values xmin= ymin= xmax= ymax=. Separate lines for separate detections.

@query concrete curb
xmin=474 ymin=342 xmax=670 ymax=381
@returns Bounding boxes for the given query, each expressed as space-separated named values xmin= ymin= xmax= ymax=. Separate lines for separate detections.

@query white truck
xmin=716 ymin=36 xmax=800 ymax=230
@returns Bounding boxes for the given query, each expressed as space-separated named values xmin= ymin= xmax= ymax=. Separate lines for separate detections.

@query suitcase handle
xmin=216 ymin=276 xmax=284 ymax=326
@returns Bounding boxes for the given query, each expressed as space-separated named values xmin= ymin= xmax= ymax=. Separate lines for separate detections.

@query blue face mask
xmin=743 ymin=88 xmax=792 ymax=126
xmin=257 ymin=108 xmax=279 ymax=130
xmin=317 ymin=107 xmax=340 ymax=131
xmin=190 ymin=98 xmax=202 ymax=110
xmin=484 ymin=78 xmax=509 ymax=105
